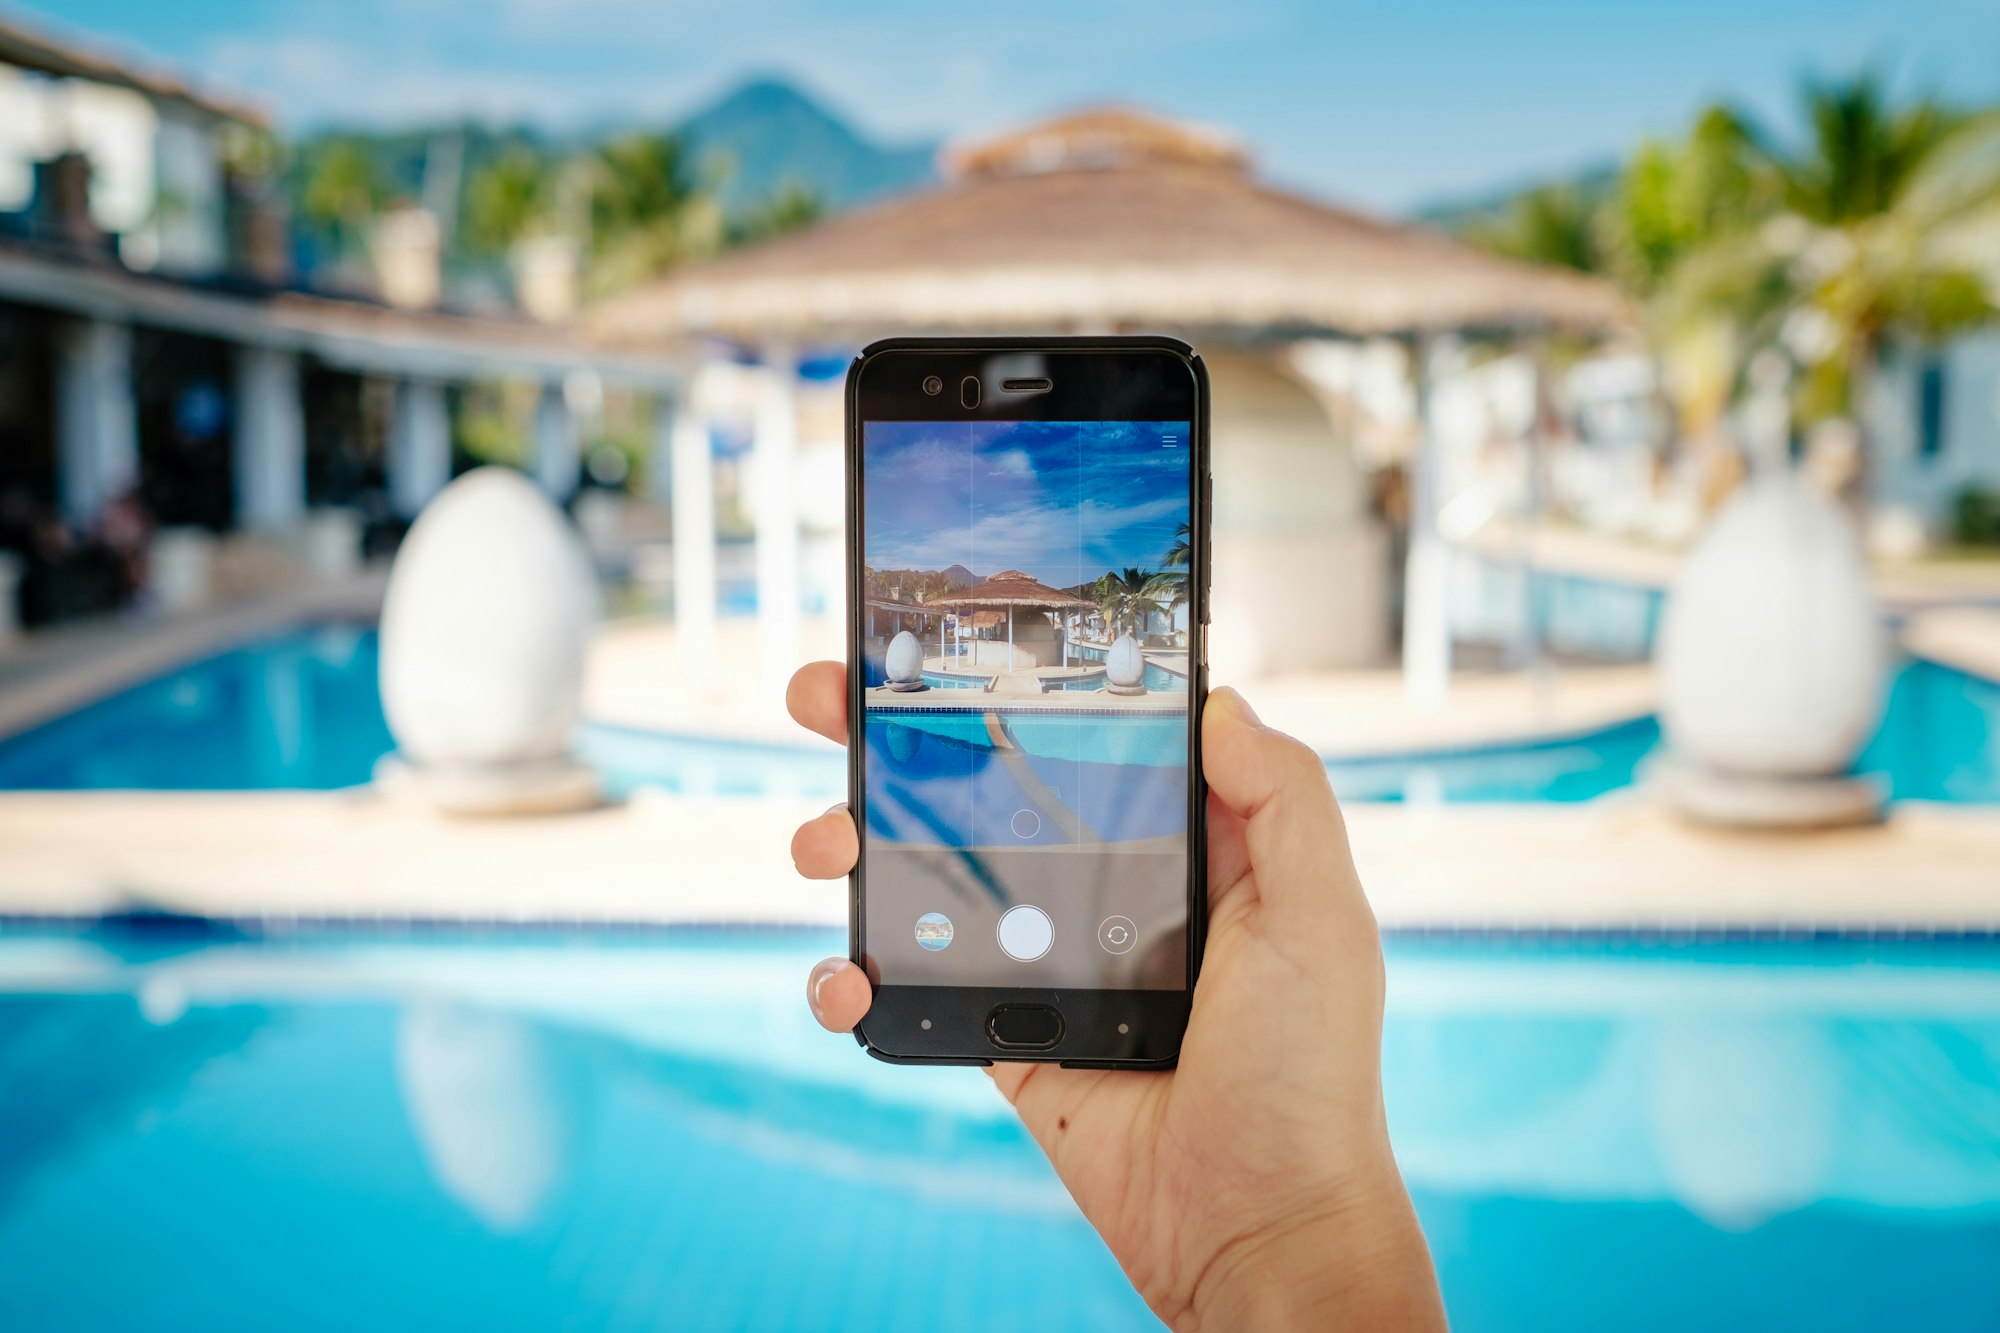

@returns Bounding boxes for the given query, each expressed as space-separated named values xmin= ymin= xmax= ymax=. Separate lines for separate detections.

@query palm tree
xmin=1143 ymin=524 xmax=1194 ymax=623
xmin=462 ymin=148 xmax=553 ymax=260
xmin=586 ymin=133 xmax=725 ymax=295
xmin=1098 ymin=567 xmax=1169 ymax=639
xmin=1468 ymin=182 xmax=1608 ymax=275
xmin=298 ymin=139 xmax=386 ymax=264
xmin=1661 ymin=75 xmax=2000 ymax=486
xmin=732 ymin=181 xmax=823 ymax=244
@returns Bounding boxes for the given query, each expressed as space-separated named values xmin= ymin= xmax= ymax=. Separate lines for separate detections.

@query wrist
xmin=1175 ymin=1165 xmax=1445 ymax=1333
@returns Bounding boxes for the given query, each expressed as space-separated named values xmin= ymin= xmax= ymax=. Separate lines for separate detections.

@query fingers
xmin=1200 ymin=687 xmax=1366 ymax=923
xmin=805 ymin=957 xmax=873 ymax=1033
xmin=791 ymin=804 xmax=860 ymax=879
xmin=786 ymin=661 xmax=849 ymax=746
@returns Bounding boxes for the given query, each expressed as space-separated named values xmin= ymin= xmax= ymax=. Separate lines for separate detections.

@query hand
xmin=788 ymin=664 xmax=1445 ymax=1332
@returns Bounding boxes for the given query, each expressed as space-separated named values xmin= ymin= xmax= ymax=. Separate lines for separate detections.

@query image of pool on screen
xmin=860 ymin=419 xmax=1193 ymax=710
xmin=863 ymin=708 xmax=1189 ymax=847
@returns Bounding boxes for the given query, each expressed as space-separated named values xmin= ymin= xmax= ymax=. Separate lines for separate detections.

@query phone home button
xmin=987 ymin=1003 xmax=1064 ymax=1051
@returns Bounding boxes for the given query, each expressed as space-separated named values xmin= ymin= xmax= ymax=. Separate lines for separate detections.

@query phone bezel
xmin=844 ymin=335 xmax=1211 ymax=1068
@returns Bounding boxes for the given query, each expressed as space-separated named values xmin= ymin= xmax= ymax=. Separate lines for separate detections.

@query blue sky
xmin=20 ymin=0 xmax=1999 ymax=211
xmin=864 ymin=421 xmax=1190 ymax=587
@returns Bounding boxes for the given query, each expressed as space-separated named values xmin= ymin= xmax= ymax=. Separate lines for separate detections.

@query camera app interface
xmin=861 ymin=419 xmax=1192 ymax=989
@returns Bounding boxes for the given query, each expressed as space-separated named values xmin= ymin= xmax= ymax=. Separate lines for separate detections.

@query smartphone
xmin=845 ymin=335 xmax=1210 ymax=1067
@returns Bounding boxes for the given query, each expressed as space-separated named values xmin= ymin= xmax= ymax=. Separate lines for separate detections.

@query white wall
xmin=1872 ymin=329 xmax=2000 ymax=533
xmin=1206 ymin=349 xmax=1389 ymax=677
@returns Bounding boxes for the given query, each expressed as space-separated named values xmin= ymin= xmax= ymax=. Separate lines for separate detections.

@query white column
xmin=1402 ymin=335 xmax=1455 ymax=710
xmin=233 ymin=344 xmax=306 ymax=533
xmin=534 ymin=381 xmax=579 ymax=500
xmin=388 ymin=378 xmax=451 ymax=517
xmin=667 ymin=390 xmax=718 ymax=679
xmin=55 ymin=317 xmax=139 ymax=529
xmin=1509 ymin=342 xmax=1547 ymax=673
xmin=753 ymin=345 xmax=801 ymax=683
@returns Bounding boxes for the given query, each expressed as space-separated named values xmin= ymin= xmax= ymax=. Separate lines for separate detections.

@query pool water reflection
xmin=0 ymin=627 xmax=1993 ymax=807
xmin=0 ymin=930 xmax=1994 ymax=1332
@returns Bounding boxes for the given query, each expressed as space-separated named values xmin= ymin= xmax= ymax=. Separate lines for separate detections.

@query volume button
xmin=1200 ymin=471 xmax=1213 ymax=623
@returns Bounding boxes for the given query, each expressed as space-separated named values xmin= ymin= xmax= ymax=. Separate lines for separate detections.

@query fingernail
xmin=824 ymin=802 xmax=848 ymax=818
xmin=1214 ymin=686 xmax=1261 ymax=726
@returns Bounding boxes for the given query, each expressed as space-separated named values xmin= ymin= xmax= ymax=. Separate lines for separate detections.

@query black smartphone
xmin=845 ymin=335 xmax=1210 ymax=1067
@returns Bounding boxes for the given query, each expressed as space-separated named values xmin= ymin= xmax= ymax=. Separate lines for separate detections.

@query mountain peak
xmin=676 ymin=75 xmax=937 ymax=216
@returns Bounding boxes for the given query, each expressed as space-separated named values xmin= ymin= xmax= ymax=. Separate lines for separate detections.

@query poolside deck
xmin=2 ymin=786 xmax=1996 ymax=933
xmin=1467 ymin=517 xmax=2000 ymax=611
xmin=587 ymin=616 xmax=1657 ymax=756
xmin=0 ymin=599 xmax=1995 ymax=935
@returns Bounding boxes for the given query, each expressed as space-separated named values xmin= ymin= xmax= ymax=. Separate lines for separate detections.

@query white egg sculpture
xmin=883 ymin=629 xmax=924 ymax=690
xmin=1106 ymin=633 xmax=1147 ymax=695
xmin=1657 ymin=474 xmax=1885 ymax=826
xmin=377 ymin=466 xmax=600 ymax=812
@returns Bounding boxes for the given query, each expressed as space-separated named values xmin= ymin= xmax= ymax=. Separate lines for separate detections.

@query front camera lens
xmin=922 ymin=375 xmax=944 ymax=396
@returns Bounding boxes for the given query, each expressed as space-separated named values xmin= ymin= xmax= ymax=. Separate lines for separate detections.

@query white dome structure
xmin=1106 ymin=633 xmax=1147 ymax=695
xmin=1657 ymin=474 xmax=1886 ymax=826
xmin=376 ymin=466 xmax=601 ymax=813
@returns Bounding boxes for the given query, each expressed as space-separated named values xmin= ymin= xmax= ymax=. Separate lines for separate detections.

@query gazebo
xmin=925 ymin=570 xmax=1096 ymax=672
xmin=586 ymin=106 xmax=1634 ymax=697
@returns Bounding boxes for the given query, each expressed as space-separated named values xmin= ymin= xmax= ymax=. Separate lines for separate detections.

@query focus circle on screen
xmin=914 ymin=912 xmax=954 ymax=951
xmin=996 ymin=905 xmax=1054 ymax=962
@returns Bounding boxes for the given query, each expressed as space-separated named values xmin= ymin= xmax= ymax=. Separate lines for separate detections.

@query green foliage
xmin=1454 ymin=70 xmax=2000 ymax=446
xmin=1097 ymin=566 xmax=1169 ymax=637
xmin=1952 ymin=487 xmax=2000 ymax=548
xmin=1467 ymin=183 xmax=1606 ymax=275
xmin=283 ymin=115 xmax=824 ymax=301
xmin=731 ymin=182 xmax=824 ymax=245
xmin=297 ymin=138 xmax=387 ymax=258
xmin=1598 ymin=106 xmax=1772 ymax=295
xmin=1781 ymin=72 xmax=1960 ymax=225
xmin=461 ymin=148 xmax=555 ymax=259
xmin=581 ymin=132 xmax=726 ymax=295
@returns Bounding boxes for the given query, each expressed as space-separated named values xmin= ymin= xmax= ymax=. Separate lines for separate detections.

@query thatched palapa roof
xmin=586 ymin=106 xmax=1633 ymax=345
xmin=928 ymin=571 xmax=1096 ymax=612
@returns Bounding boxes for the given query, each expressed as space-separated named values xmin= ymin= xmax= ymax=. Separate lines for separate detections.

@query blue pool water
xmin=864 ymin=710 xmax=1188 ymax=845
xmin=0 ymin=928 xmax=1994 ymax=1332
xmin=1047 ymin=662 xmax=1186 ymax=693
xmin=920 ymin=670 xmax=992 ymax=690
xmin=0 ymin=628 xmax=1995 ymax=807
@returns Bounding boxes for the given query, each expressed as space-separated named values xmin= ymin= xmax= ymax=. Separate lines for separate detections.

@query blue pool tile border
xmin=4 ymin=911 xmax=1999 ymax=944
xmin=869 ymin=705 xmax=1191 ymax=717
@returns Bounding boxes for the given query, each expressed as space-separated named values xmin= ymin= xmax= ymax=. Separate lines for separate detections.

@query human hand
xmin=788 ymin=663 xmax=1444 ymax=1331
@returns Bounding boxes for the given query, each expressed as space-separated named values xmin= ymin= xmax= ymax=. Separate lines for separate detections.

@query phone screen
xmin=858 ymin=416 xmax=1194 ymax=991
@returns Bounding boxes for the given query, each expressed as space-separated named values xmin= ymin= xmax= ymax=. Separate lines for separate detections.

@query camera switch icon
xmin=1097 ymin=916 xmax=1137 ymax=955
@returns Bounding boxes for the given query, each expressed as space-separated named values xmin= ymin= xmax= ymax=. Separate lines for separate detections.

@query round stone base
xmin=374 ymin=754 xmax=601 ymax=817
xmin=1659 ymin=758 xmax=1885 ymax=830
xmin=1105 ymin=683 xmax=1147 ymax=696
xmin=883 ymin=680 xmax=927 ymax=692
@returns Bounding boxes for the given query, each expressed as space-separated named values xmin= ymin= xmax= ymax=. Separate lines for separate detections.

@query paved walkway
xmin=586 ymin=617 xmax=1657 ymax=757
xmin=1467 ymin=519 xmax=2000 ymax=610
xmin=1 ymin=577 xmax=1994 ymax=934
xmin=2 ymin=786 xmax=1995 ymax=931
xmin=1902 ymin=606 xmax=2000 ymax=681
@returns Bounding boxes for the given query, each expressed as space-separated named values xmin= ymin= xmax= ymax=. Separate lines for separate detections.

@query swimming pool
xmin=0 ymin=627 xmax=1994 ymax=807
xmin=920 ymin=670 xmax=992 ymax=690
xmin=864 ymin=709 xmax=1188 ymax=845
xmin=0 ymin=926 xmax=1993 ymax=1332
xmin=1046 ymin=662 xmax=1186 ymax=693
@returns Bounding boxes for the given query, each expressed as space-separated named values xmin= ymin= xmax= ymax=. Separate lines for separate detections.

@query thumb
xmin=1201 ymin=688 xmax=1370 ymax=925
